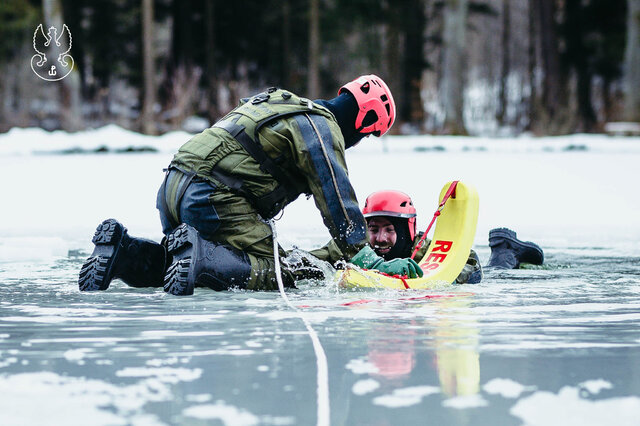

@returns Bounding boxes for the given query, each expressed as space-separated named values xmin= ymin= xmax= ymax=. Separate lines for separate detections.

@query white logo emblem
xmin=31 ymin=24 xmax=74 ymax=81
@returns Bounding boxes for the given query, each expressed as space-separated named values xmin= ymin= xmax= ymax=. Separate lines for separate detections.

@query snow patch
xmin=373 ymin=386 xmax=440 ymax=408
xmin=185 ymin=394 xmax=213 ymax=403
xmin=483 ymin=378 xmax=535 ymax=398
xmin=139 ymin=330 xmax=224 ymax=338
xmin=0 ymin=371 xmax=170 ymax=425
xmin=182 ymin=401 xmax=259 ymax=425
xmin=63 ymin=348 xmax=92 ymax=364
xmin=442 ymin=394 xmax=488 ymax=409
xmin=352 ymin=379 xmax=380 ymax=395
xmin=511 ymin=385 xmax=640 ymax=426
xmin=579 ymin=379 xmax=613 ymax=395
xmin=116 ymin=367 xmax=202 ymax=384
xmin=346 ymin=358 xmax=379 ymax=375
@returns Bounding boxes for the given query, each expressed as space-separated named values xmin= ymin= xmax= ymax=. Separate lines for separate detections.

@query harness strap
xmin=215 ymin=118 xmax=306 ymax=194
xmin=209 ymin=167 xmax=291 ymax=218
xmin=212 ymin=116 xmax=308 ymax=218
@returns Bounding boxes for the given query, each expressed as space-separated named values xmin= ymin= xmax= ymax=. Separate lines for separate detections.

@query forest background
xmin=1 ymin=0 xmax=640 ymax=137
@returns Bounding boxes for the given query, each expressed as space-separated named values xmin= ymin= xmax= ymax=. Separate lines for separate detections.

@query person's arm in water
xmin=288 ymin=111 xmax=422 ymax=278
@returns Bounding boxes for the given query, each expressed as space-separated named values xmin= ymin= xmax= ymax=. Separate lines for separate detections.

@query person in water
xmin=79 ymin=75 xmax=423 ymax=296
xmin=360 ymin=190 xmax=545 ymax=283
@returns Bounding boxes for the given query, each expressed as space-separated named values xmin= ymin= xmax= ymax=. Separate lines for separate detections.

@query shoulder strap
xmin=214 ymin=116 xmax=307 ymax=195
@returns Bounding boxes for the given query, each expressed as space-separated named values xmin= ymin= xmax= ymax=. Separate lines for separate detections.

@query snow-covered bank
xmin=0 ymin=125 xmax=192 ymax=156
xmin=1 ymin=125 xmax=639 ymax=263
xmin=3 ymin=124 xmax=640 ymax=156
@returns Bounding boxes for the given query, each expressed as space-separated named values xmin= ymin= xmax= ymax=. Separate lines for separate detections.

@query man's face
xmin=367 ymin=217 xmax=397 ymax=256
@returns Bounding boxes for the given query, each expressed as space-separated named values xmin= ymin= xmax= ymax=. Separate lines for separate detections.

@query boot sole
xmin=489 ymin=227 xmax=544 ymax=265
xmin=163 ymin=224 xmax=197 ymax=295
xmin=488 ymin=228 xmax=517 ymax=246
xmin=78 ymin=219 xmax=125 ymax=291
xmin=164 ymin=258 xmax=193 ymax=295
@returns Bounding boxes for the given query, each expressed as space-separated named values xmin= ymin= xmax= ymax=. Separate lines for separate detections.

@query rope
xmin=269 ymin=220 xmax=330 ymax=426
xmin=411 ymin=180 xmax=459 ymax=260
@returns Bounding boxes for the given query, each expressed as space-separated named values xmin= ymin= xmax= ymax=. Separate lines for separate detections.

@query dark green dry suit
xmin=159 ymin=88 xmax=368 ymax=290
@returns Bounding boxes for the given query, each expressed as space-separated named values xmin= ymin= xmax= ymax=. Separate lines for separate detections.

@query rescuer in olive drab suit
xmin=79 ymin=75 xmax=423 ymax=296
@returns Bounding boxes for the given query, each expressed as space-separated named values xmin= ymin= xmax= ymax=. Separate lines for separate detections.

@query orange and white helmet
xmin=339 ymin=74 xmax=396 ymax=136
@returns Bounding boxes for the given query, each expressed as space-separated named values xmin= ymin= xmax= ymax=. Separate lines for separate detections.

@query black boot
xmin=78 ymin=219 xmax=168 ymax=291
xmin=163 ymin=223 xmax=252 ymax=296
xmin=487 ymin=228 xmax=544 ymax=269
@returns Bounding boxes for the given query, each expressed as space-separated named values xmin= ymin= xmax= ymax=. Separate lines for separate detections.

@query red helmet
xmin=339 ymin=74 xmax=396 ymax=136
xmin=362 ymin=190 xmax=417 ymax=240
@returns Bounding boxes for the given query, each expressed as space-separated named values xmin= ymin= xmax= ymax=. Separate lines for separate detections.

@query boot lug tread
xmin=78 ymin=256 xmax=110 ymax=291
xmin=92 ymin=219 xmax=122 ymax=245
xmin=164 ymin=258 xmax=194 ymax=295
xmin=166 ymin=224 xmax=192 ymax=253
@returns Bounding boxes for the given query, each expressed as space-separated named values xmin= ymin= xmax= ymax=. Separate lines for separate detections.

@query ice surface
xmin=1 ymin=125 xmax=640 ymax=425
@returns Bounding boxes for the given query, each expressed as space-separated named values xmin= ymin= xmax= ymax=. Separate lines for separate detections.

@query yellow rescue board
xmin=338 ymin=181 xmax=479 ymax=290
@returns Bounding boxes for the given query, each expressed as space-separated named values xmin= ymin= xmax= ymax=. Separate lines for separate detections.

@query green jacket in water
xmin=168 ymin=88 xmax=368 ymax=289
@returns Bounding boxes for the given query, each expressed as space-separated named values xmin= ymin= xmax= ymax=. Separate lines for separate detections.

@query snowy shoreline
xmin=2 ymin=124 xmax=640 ymax=156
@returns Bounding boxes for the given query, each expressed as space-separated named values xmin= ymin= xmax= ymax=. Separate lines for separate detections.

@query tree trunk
xmin=624 ymin=0 xmax=640 ymax=122
xmin=534 ymin=0 xmax=570 ymax=134
xmin=382 ymin=3 xmax=402 ymax=129
xmin=282 ymin=0 xmax=292 ymax=89
xmin=205 ymin=0 xmax=218 ymax=122
xmin=308 ymin=0 xmax=320 ymax=99
xmin=141 ymin=0 xmax=157 ymax=135
xmin=565 ymin=0 xmax=596 ymax=132
xmin=440 ymin=0 xmax=468 ymax=135
xmin=497 ymin=0 xmax=511 ymax=126
xmin=538 ymin=0 xmax=561 ymax=112
xmin=43 ymin=0 xmax=83 ymax=131
xmin=401 ymin=0 xmax=426 ymax=129
xmin=527 ymin=0 xmax=538 ymax=132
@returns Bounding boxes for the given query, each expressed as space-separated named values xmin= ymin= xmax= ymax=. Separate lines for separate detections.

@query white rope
xmin=269 ymin=220 xmax=330 ymax=426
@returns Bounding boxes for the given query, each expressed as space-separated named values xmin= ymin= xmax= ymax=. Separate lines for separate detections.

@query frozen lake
xmin=1 ymin=129 xmax=640 ymax=425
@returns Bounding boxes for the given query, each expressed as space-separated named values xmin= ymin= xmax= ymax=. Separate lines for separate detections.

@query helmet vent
xmin=400 ymin=201 xmax=408 ymax=207
xmin=361 ymin=82 xmax=370 ymax=94
xmin=381 ymin=94 xmax=388 ymax=102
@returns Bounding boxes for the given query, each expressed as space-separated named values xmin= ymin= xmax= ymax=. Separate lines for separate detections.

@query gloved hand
xmin=350 ymin=246 xmax=424 ymax=278
xmin=374 ymin=258 xmax=423 ymax=278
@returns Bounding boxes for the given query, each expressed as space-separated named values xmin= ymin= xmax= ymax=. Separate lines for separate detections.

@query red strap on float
xmin=370 ymin=270 xmax=410 ymax=289
xmin=410 ymin=181 xmax=458 ymax=260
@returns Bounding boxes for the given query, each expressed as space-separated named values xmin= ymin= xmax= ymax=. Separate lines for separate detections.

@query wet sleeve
xmin=307 ymin=239 xmax=346 ymax=264
xmin=290 ymin=113 xmax=368 ymax=261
